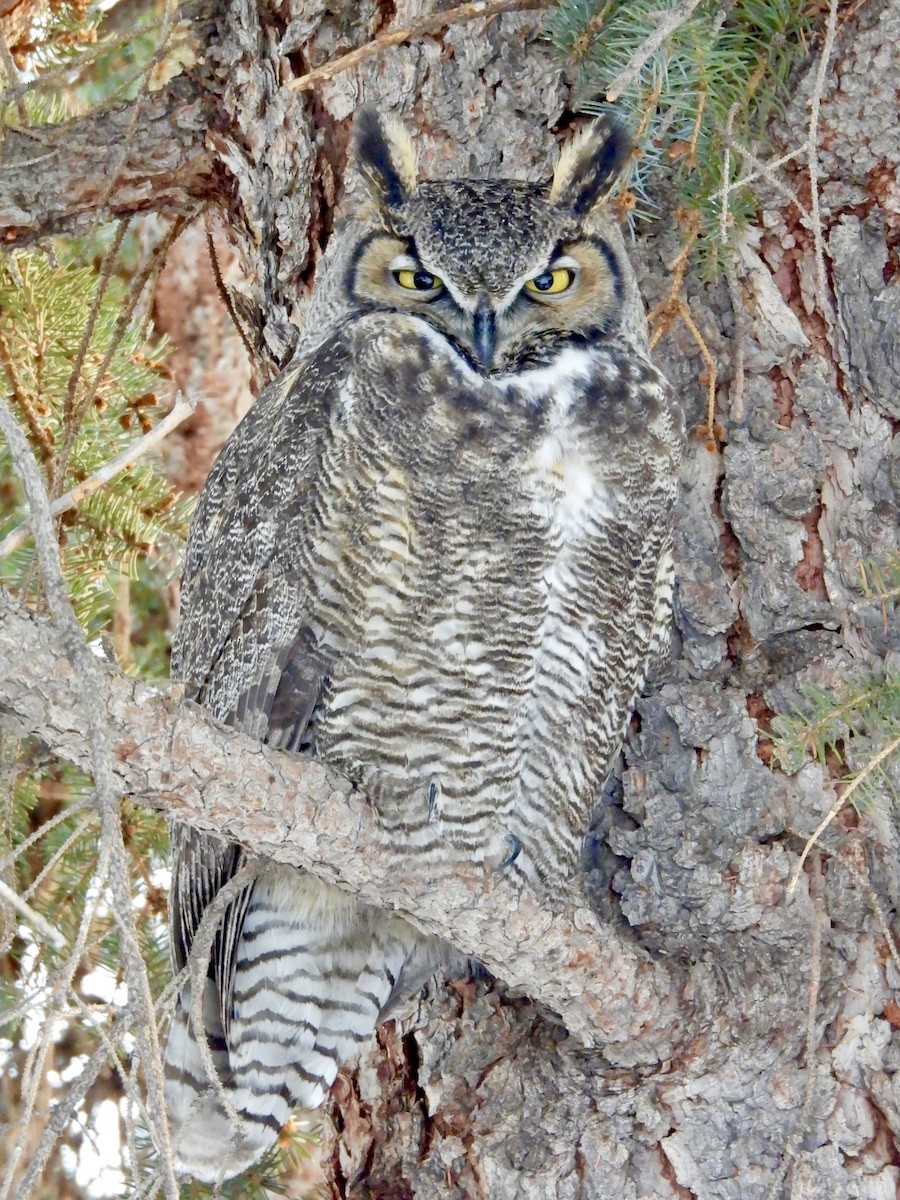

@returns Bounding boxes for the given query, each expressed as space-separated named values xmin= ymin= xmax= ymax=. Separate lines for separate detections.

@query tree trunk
xmin=3 ymin=0 xmax=899 ymax=1197
xmin=300 ymin=5 xmax=899 ymax=1198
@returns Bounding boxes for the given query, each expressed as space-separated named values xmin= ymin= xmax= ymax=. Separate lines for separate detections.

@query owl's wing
xmin=165 ymin=331 xmax=437 ymax=1179
xmin=174 ymin=356 xmax=322 ymax=703
xmin=169 ymin=338 xmax=350 ymax=1035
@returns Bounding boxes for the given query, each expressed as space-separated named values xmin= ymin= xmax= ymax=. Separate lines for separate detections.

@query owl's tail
xmin=163 ymin=868 xmax=436 ymax=1184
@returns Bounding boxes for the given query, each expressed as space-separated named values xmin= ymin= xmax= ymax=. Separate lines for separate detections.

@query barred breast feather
xmin=164 ymin=310 xmax=679 ymax=1180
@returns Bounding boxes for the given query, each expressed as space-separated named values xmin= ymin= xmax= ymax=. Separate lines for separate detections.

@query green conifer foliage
xmin=0 ymin=248 xmax=192 ymax=641
xmin=0 ymin=235 xmax=188 ymax=1196
xmin=547 ymin=0 xmax=812 ymax=264
xmin=771 ymin=556 xmax=900 ymax=817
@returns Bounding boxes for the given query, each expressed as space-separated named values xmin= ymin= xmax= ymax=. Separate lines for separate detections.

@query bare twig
xmin=0 ymin=395 xmax=180 ymax=1200
xmin=132 ymin=1169 xmax=165 ymax=1200
xmin=724 ymin=257 xmax=747 ymax=421
xmin=63 ymin=217 xmax=131 ymax=435
xmin=0 ymin=23 xmax=29 ymax=126
xmin=205 ymin=216 xmax=255 ymax=363
xmin=0 ymin=976 xmax=57 ymax=1031
xmin=677 ymin=299 xmax=718 ymax=440
xmin=289 ymin=0 xmax=547 ymax=92
xmin=184 ymin=863 xmax=259 ymax=1138
xmin=836 ymin=844 xmax=900 ymax=977
xmin=54 ymin=215 xmax=186 ymax=489
xmin=708 ymin=140 xmax=807 ymax=218
xmin=0 ymin=797 xmax=92 ymax=874
xmin=787 ymin=734 xmax=900 ymax=896
xmin=0 ymin=408 xmax=93 ymax=663
xmin=0 ymin=876 xmax=66 ymax=949
xmin=0 ymin=395 xmax=198 ymax=561
xmin=720 ymin=103 xmax=740 ymax=246
xmin=805 ymin=0 xmax=839 ymax=323
xmin=856 ymin=559 xmax=900 ymax=631
xmin=647 ymin=213 xmax=701 ymax=349
xmin=104 ymin=850 xmax=179 ymax=1195
xmin=686 ymin=83 xmax=706 ymax=166
xmin=20 ymin=813 xmax=97 ymax=903
xmin=646 ymin=215 xmax=719 ymax=440
xmin=604 ymin=0 xmax=704 ymax=102
xmin=9 ymin=1004 xmax=139 ymax=1200
xmin=67 ymin=986 xmax=156 ymax=1134
xmin=0 ymin=325 xmax=55 ymax=472
xmin=1 ymin=836 xmax=114 ymax=1200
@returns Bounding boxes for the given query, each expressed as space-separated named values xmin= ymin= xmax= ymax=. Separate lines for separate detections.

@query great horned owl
xmin=164 ymin=109 xmax=683 ymax=1182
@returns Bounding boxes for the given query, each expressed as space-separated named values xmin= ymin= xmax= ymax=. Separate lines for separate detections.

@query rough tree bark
xmin=0 ymin=590 xmax=702 ymax=1058
xmin=1 ymin=0 xmax=899 ymax=1198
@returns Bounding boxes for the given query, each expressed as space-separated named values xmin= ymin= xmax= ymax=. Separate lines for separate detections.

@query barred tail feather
xmin=164 ymin=867 xmax=432 ymax=1184
xmin=164 ymin=983 xmax=273 ymax=1182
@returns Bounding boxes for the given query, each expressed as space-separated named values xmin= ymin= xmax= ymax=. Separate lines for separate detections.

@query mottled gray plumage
xmin=164 ymin=109 xmax=683 ymax=1182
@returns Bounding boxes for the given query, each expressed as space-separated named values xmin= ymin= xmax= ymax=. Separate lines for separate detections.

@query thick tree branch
xmin=0 ymin=589 xmax=720 ymax=1060
xmin=0 ymin=76 xmax=221 ymax=245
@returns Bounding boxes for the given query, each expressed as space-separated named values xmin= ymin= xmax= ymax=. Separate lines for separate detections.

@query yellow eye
xmin=524 ymin=267 xmax=574 ymax=296
xmin=394 ymin=268 xmax=443 ymax=292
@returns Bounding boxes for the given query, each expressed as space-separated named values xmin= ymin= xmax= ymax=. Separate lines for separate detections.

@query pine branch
xmin=0 ymin=874 xmax=66 ymax=948
xmin=548 ymin=0 xmax=814 ymax=267
xmin=1 ymin=245 xmax=193 ymax=638
xmin=603 ymin=0 xmax=704 ymax=102
xmin=63 ymin=217 xmax=130 ymax=434
xmin=0 ymin=395 xmax=198 ymax=561
xmin=54 ymin=215 xmax=187 ymax=484
xmin=0 ymin=396 xmax=180 ymax=1200
xmin=787 ymin=734 xmax=900 ymax=896
xmin=0 ymin=76 xmax=218 ymax=246
xmin=0 ymin=589 xmax=714 ymax=1062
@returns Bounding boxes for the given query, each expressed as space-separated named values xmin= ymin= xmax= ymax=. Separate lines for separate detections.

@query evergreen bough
xmin=547 ymin=0 xmax=812 ymax=266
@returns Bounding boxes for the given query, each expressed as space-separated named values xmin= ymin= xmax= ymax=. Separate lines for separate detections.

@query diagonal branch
xmin=0 ymin=588 xmax=718 ymax=1062
xmin=288 ymin=0 xmax=548 ymax=93
xmin=0 ymin=390 xmax=180 ymax=1200
xmin=0 ymin=395 xmax=197 ymax=561
xmin=603 ymin=0 xmax=704 ymax=102
xmin=0 ymin=76 xmax=221 ymax=246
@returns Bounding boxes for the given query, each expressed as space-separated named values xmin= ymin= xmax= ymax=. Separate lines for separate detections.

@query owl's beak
xmin=472 ymin=293 xmax=496 ymax=373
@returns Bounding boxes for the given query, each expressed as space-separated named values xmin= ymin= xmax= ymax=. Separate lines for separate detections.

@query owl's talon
xmin=500 ymin=833 xmax=522 ymax=869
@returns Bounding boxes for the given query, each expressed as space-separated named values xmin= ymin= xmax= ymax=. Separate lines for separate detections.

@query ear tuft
xmin=352 ymin=107 xmax=417 ymax=213
xmin=549 ymin=118 xmax=630 ymax=218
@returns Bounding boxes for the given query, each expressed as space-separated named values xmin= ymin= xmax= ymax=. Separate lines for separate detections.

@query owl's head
xmin=346 ymin=108 xmax=631 ymax=375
